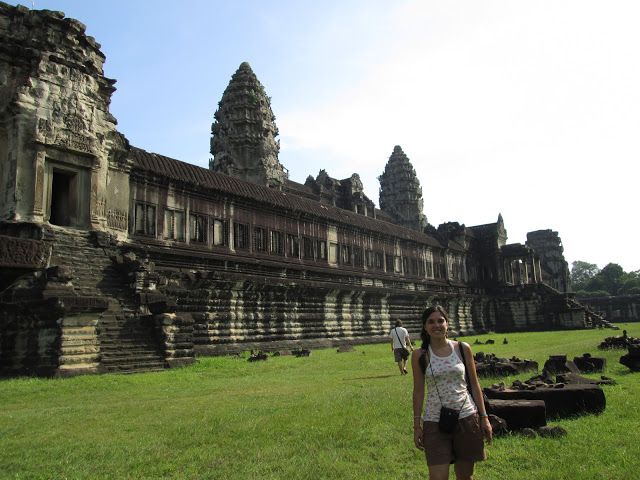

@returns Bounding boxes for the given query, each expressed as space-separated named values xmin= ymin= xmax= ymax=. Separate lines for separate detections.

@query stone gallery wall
xmin=578 ymin=295 xmax=640 ymax=323
xmin=0 ymin=3 xmax=595 ymax=376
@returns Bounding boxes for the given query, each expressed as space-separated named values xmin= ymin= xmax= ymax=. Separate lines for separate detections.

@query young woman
xmin=412 ymin=305 xmax=492 ymax=480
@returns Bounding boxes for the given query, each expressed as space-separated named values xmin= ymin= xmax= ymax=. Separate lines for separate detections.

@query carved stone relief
xmin=0 ymin=235 xmax=50 ymax=268
xmin=96 ymin=197 xmax=107 ymax=218
xmin=107 ymin=208 xmax=128 ymax=231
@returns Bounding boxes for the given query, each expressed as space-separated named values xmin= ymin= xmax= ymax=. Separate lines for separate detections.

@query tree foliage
xmin=570 ymin=261 xmax=600 ymax=291
xmin=571 ymin=261 xmax=640 ymax=296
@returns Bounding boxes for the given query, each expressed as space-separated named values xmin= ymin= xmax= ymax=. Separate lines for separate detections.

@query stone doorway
xmin=44 ymin=161 xmax=88 ymax=228
xmin=49 ymin=169 xmax=76 ymax=226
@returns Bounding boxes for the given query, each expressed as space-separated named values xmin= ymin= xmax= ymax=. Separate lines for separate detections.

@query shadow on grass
xmin=344 ymin=374 xmax=398 ymax=381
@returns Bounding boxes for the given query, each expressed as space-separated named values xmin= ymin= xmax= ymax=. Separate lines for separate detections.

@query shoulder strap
xmin=393 ymin=327 xmax=403 ymax=345
xmin=457 ymin=341 xmax=473 ymax=396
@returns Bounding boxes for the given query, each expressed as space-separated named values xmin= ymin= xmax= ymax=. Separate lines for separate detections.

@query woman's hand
xmin=480 ymin=416 xmax=493 ymax=444
xmin=414 ymin=424 xmax=424 ymax=450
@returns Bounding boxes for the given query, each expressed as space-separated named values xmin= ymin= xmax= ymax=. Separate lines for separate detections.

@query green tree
xmin=620 ymin=270 xmax=640 ymax=294
xmin=598 ymin=263 xmax=625 ymax=295
xmin=570 ymin=261 xmax=600 ymax=291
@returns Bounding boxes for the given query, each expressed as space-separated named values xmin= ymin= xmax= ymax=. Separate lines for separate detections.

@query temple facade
xmin=0 ymin=3 xmax=597 ymax=377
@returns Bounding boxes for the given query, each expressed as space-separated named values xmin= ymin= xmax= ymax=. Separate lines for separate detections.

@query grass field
xmin=1 ymin=324 xmax=639 ymax=479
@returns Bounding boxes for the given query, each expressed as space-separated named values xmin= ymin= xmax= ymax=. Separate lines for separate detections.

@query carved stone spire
xmin=210 ymin=62 xmax=287 ymax=187
xmin=378 ymin=146 xmax=427 ymax=231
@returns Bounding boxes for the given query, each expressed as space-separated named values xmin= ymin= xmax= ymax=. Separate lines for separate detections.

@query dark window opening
xmin=234 ymin=222 xmax=249 ymax=250
xmin=270 ymin=230 xmax=284 ymax=255
xmin=213 ymin=219 xmax=229 ymax=247
xmin=134 ymin=203 xmax=157 ymax=236
xmin=287 ymin=234 xmax=300 ymax=258
xmin=254 ymin=227 xmax=267 ymax=252
xmin=190 ymin=213 xmax=207 ymax=243
xmin=385 ymin=253 xmax=394 ymax=272
xmin=340 ymin=244 xmax=352 ymax=265
xmin=353 ymin=247 xmax=364 ymax=268
xmin=303 ymin=236 xmax=314 ymax=259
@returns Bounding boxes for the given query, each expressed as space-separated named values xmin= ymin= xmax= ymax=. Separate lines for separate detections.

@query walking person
xmin=390 ymin=319 xmax=413 ymax=375
xmin=411 ymin=305 xmax=492 ymax=480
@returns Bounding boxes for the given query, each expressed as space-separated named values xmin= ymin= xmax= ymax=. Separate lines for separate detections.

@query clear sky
xmin=11 ymin=0 xmax=640 ymax=272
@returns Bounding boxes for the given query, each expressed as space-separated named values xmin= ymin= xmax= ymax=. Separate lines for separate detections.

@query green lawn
xmin=1 ymin=324 xmax=639 ymax=479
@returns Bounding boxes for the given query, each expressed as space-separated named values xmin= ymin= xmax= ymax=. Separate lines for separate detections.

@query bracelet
xmin=479 ymin=413 xmax=489 ymax=418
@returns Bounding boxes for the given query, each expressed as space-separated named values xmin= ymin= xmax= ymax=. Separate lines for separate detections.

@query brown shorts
xmin=422 ymin=414 xmax=486 ymax=466
xmin=393 ymin=348 xmax=407 ymax=362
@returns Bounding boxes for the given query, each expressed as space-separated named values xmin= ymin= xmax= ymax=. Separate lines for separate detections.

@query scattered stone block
xmin=248 ymin=351 xmax=268 ymax=362
xmin=620 ymin=345 xmax=640 ymax=372
xmin=598 ymin=332 xmax=640 ymax=349
xmin=292 ymin=348 xmax=311 ymax=357
xmin=488 ymin=414 xmax=509 ymax=435
xmin=474 ymin=352 xmax=538 ymax=377
xmin=543 ymin=355 xmax=570 ymax=374
xmin=484 ymin=383 xmax=606 ymax=418
xmin=486 ymin=398 xmax=546 ymax=430
xmin=556 ymin=372 xmax=615 ymax=386
xmin=271 ymin=350 xmax=291 ymax=357
xmin=573 ymin=353 xmax=606 ymax=373
xmin=337 ymin=345 xmax=354 ymax=353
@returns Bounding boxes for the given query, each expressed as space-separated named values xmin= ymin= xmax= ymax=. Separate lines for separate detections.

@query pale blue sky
xmin=10 ymin=1 xmax=640 ymax=271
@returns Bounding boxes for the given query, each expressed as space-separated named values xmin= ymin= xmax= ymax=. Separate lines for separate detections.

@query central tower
xmin=209 ymin=62 xmax=287 ymax=188
xmin=378 ymin=146 xmax=427 ymax=231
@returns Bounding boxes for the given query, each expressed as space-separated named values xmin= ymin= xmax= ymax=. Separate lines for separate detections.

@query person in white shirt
xmin=390 ymin=319 xmax=413 ymax=375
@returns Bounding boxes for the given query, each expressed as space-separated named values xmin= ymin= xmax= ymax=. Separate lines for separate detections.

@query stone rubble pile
xmin=473 ymin=351 xmax=538 ymax=377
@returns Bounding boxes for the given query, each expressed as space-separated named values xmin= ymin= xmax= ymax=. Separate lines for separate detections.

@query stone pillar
xmin=530 ymin=254 xmax=537 ymax=283
xmin=31 ymin=146 xmax=46 ymax=221
xmin=90 ymin=160 xmax=107 ymax=230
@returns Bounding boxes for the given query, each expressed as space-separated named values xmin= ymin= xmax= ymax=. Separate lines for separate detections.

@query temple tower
xmin=526 ymin=229 xmax=570 ymax=292
xmin=209 ymin=62 xmax=287 ymax=188
xmin=0 ymin=4 xmax=130 ymax=233
xmin=378 ymin=146 xmax=427 ymax=230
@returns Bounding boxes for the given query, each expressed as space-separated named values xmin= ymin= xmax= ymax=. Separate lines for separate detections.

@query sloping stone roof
xmin=284 ymin=179 xmax=319 ymax=201
xmin=130 ymin=147 xmax=443 ymax=247
xmin=469 ymin=222 xmax=498 ymax=235
xmin=501 ymin=243 xmax=532 ymax=256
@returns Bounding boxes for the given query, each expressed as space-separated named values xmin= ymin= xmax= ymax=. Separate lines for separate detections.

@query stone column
xmin=523 ymin=259 xmax=530 ymax=284
xmin=509 ymin=259 xmax=516 ymax=284
xmin=531 ymin=255 xmax=540 ymax=283
xmin=31 ymin=146 xmax=46 ymax=221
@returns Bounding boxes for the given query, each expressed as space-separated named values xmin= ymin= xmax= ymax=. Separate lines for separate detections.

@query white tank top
xmin=423 ymin=340 xmax=477 ymax=422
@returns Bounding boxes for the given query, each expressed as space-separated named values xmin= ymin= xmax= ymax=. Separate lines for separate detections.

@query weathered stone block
xmin=486 ymin=399 xmax=546 ymax=430
xmin=484 ymin=384 xmax=605 ymax=418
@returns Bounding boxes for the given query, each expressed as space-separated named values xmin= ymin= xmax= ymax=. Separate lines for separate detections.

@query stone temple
xmin=0 ymin=3 xmax=595 ymax=376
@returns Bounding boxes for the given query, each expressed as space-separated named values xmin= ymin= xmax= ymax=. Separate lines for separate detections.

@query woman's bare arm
xmin=412 ymin=349 xmax=426 ymax=449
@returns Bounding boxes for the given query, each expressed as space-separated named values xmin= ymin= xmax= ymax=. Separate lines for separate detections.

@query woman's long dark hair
xmin=418 ymin=305 xmax=450 ymax=373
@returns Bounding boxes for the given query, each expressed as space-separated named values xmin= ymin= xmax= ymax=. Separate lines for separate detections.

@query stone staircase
xmin=44 ymin=226 xmax=166 ymax=374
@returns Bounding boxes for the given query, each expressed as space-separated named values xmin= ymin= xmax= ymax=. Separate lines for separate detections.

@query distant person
xmin=412 ymin=305 xmax=492 ymax=479
xmin=390 ymin=319 xmax=413 ymax=375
